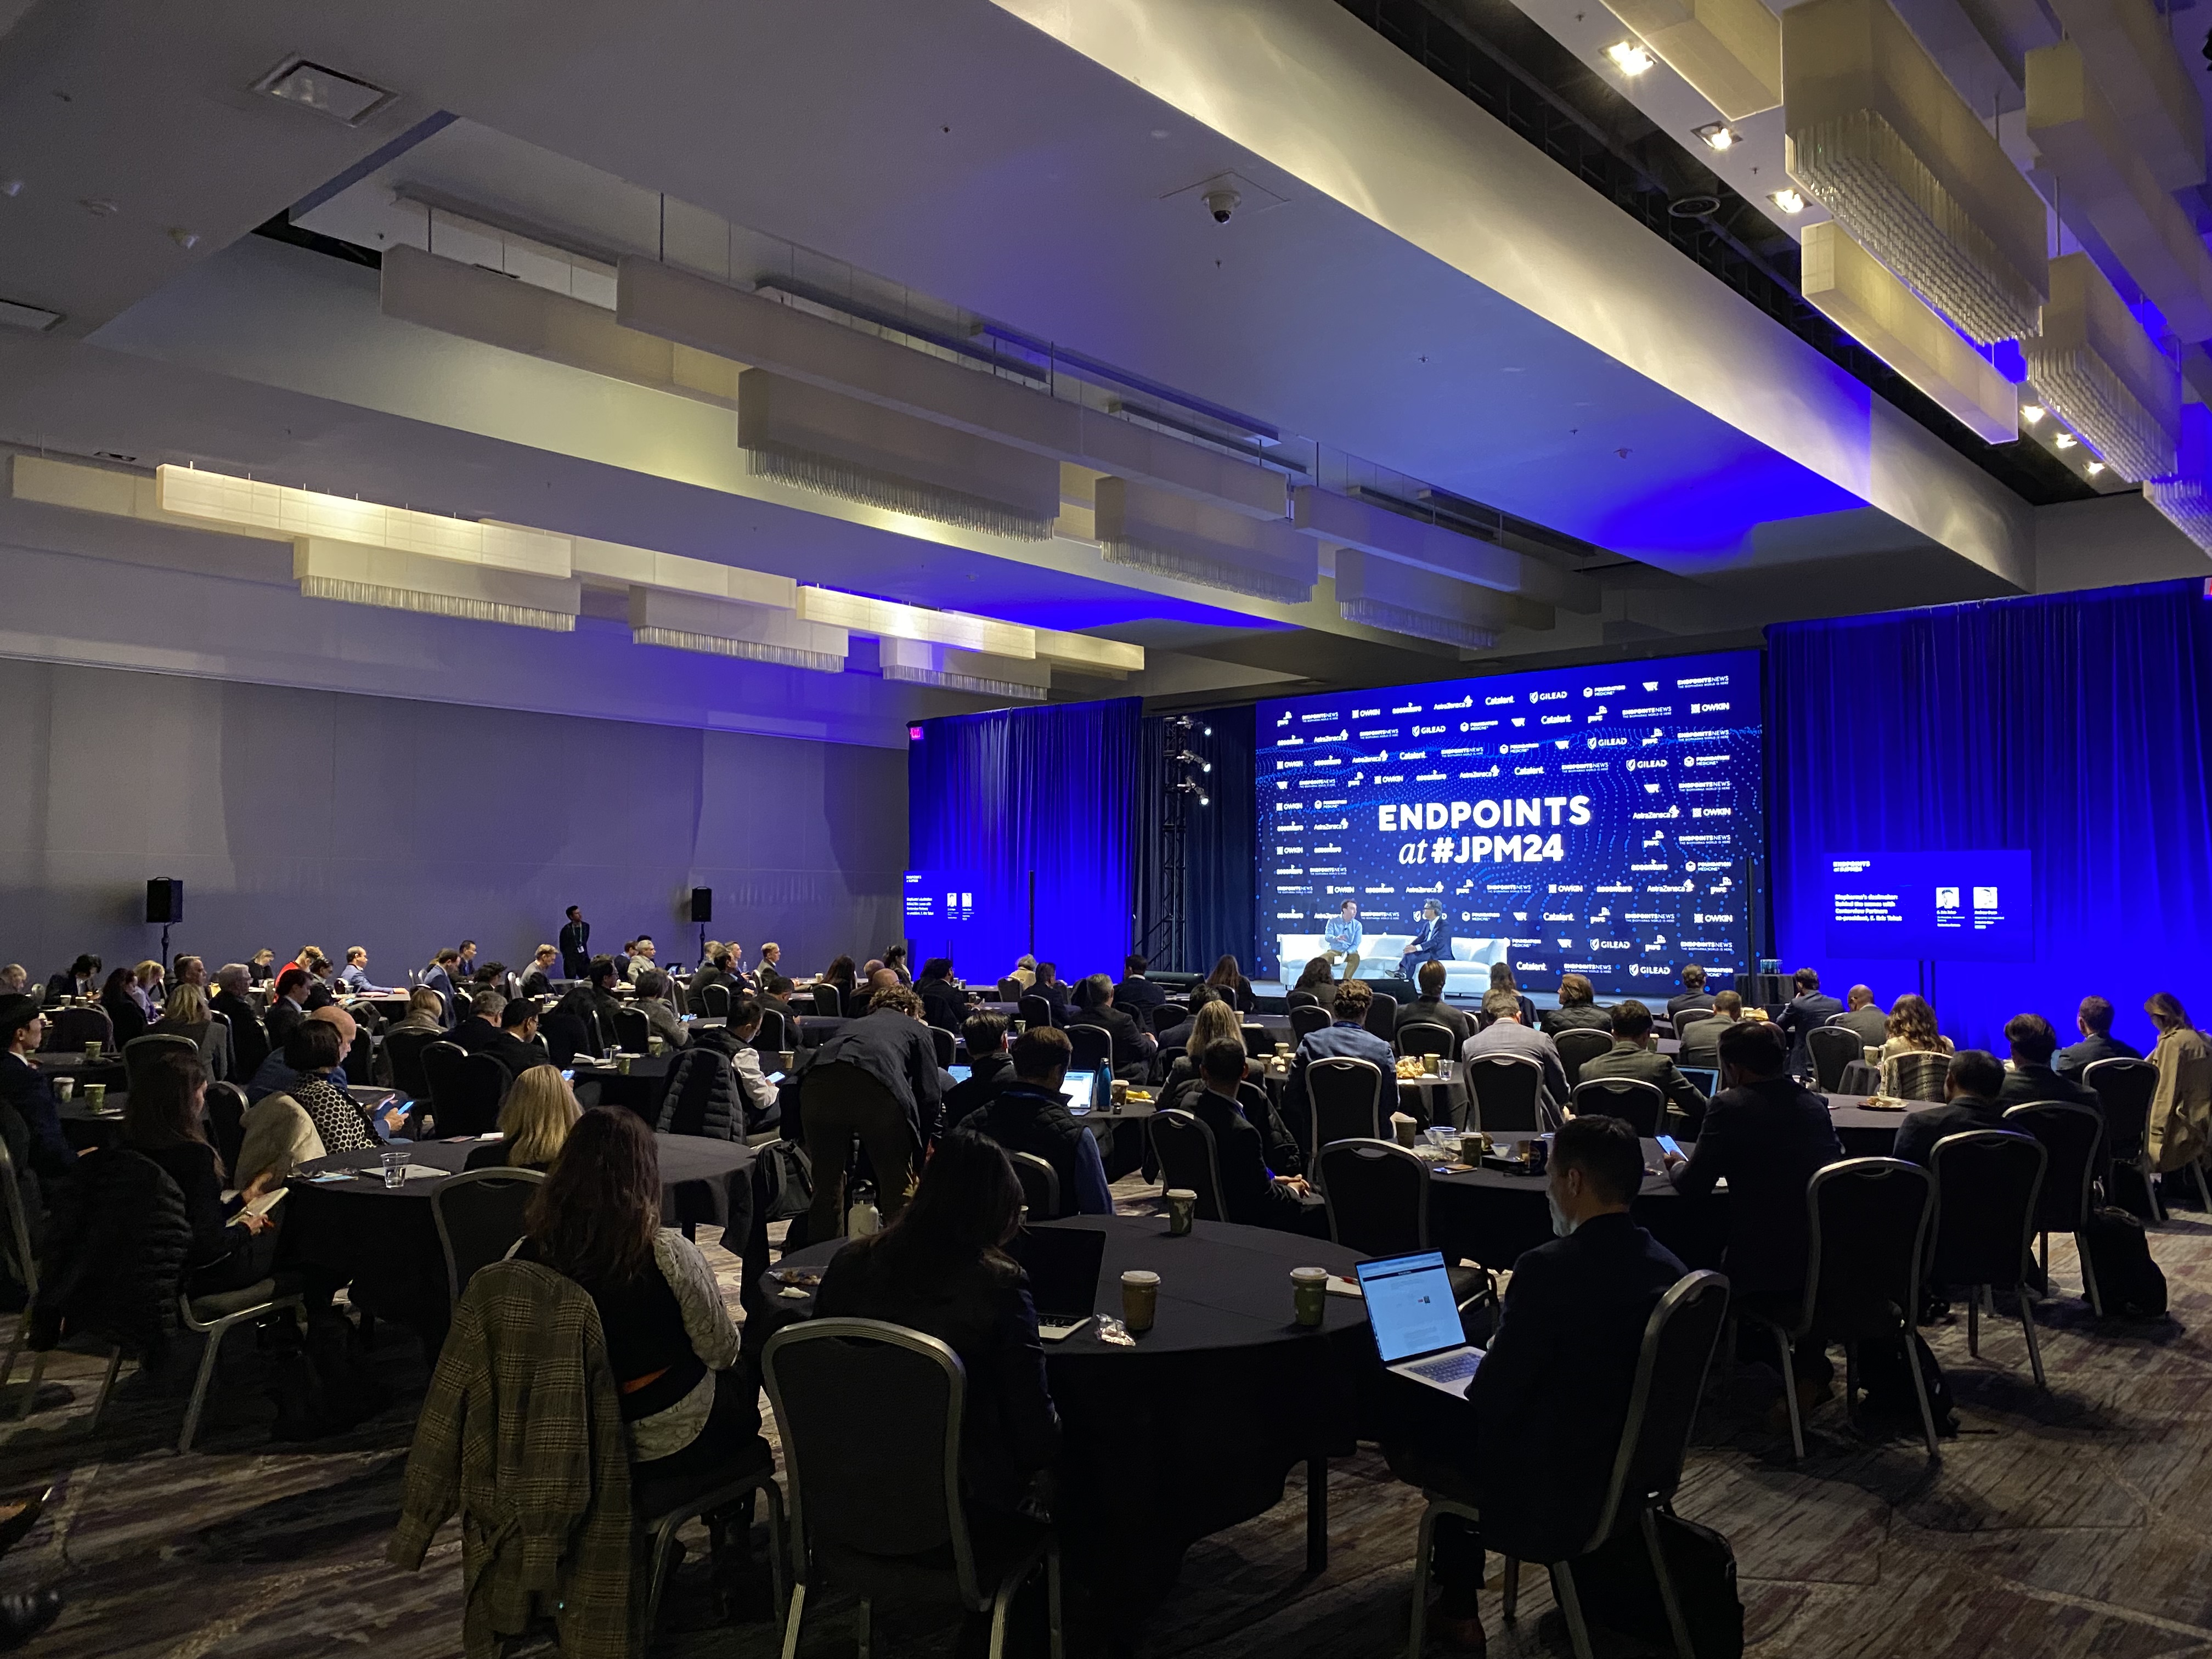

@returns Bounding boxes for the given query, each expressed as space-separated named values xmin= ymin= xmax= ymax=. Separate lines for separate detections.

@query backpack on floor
xmin=2082 ymin=1205 xmax=2167 ymax=1318
xmin=757 ymin=1138 xmax=814 ymax=1223
xmin=1567 ymin=1508 xmax=1743 ymax=1659
xmin=1855 ymin=1329 xmax=1957 ymax=1433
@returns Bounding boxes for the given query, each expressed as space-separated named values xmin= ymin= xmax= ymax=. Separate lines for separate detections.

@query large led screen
xmin=1255 ymin=650 xmax=1763 ymax=996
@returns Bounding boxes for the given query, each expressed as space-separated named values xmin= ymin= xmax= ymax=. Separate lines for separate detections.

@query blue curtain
xmin=908 ymin=698 xmax=1142 ymax=982
xmin=1769 ymin=579 xmax=2212 ymax=1052
xmin=1135 ymin=704 xmax=1257 ymax=975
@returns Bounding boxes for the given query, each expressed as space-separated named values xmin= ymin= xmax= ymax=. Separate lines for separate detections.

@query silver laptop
xmin=1356 ymin=1250 xmax=1483 ymax=1398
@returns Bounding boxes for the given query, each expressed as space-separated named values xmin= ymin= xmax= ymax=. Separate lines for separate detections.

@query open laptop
xmin=1356 ymin=1250 xmax=1484 ymax=1398
xmin=1677 ymin=1065 xmax=1719 ymax=1099
xmin=1010 ymin=1225 xmax=1107 ymax=1342
xmin=1058 ymin=1070 xmax=1097 ymax=1115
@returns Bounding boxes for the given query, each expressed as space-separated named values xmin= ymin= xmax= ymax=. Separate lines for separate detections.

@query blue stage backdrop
xmin=907 ymin=698 xmax=1141 ymax=983
xmin=1769 ymin=579 xmax=2212 ymax=1053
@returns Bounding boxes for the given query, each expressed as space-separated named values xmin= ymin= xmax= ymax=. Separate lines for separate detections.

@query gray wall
xmin=0 ymin=658 xmax=907 ymax=983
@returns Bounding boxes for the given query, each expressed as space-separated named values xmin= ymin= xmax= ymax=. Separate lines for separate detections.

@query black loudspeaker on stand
xmin=146 ymin=877 xmax=183 ymax=969
xmin=690 ymin=886 xmax=713 ymax=969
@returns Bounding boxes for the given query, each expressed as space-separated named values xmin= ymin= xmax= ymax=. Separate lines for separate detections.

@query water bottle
xmin=847 ymin=1183 xmax=882 ymax=1237
xmin=1097 ymin=1062 xmax=1114 ymax=1114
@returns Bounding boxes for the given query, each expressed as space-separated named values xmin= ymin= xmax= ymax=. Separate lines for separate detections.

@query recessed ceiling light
xmin=255 ymin=58 xmax=396 ymax=126
xmin=0 ymin=298 xmax=62 ymax=332
xmin=2085 ymin=461 xmax=2106 ymax=475
xmin=2053 ymin=432 xmax=2077 ymax=449
xmin=0 ymin=180 xmax=20 ymax=199
xmin=168 ymin=227 xmax=200 ymax=250
xmin=1606 ymin=40 xmax=1655 ymax=75
xmin=1770 ymin=188 xmax=1805 ymax=215
xmin=1694 ymin=122 xmax=1736 ymax=151
xmin=2020 ymin=404 xmax=2045 ymax=425
xmin=78 ymin=197 xmax=116 ymax=217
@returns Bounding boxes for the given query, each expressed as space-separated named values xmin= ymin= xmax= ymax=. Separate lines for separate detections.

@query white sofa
xmin=1274 ymin=933 xmax=1507 ymax=993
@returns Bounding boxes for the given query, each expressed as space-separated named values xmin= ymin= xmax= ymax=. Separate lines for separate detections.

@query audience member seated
xmin=819 ymin=954 xmax=860 ymax=1011
xmin=479 ymin=996 xmax=554 ymax=1080
xmin=1677 ymin=990 xmax=1743 ymax=1070
xmin=385 ymin=986 xmax=447 ymax=1037
xmin=1163 ymin=999 xmax=1266 ymax=1103
xmin=624 ymin=935 xmax=659 ymax=985
xmin=1204 ymin=953 xmax=1255 ymax=1014
xmin=1460 ymin=989 xmax=1568 ymax=1116
xmin=281 ymin=1019 xmax=392 ymax=1152
xmin=1028 ymin=962 xmax=1070 ymax=1016
xmin=954 ymin=1026 xmax=1110 ymax=1216
xmin=687 ymin=947 xmax=740 ymax=1014
xmin=335 ymin=946 xmax=382 ymax=995
xmin=123 ymin=1043 xmax=279 ymax=1295
xmin=917 ymin=958 xmax=968 ymax=1032
xmin=883 ymin=945 xmax=913 ymax=986
xmin=944 ymin=1013 xmax=1013 ymax=1130
xmin=421 ymin=949 xmax=462 ymax=1013
xmin=2055 ymin=995 xmax=2140 ymax=1079
xmin=516 ymin=1109 xmax=770 ymax=1495
xmin=718 ymin=1000 xmax=781 ymax=1130
xmin=212 ymin=963 xmax=270 ymax=1081
xmin=1778 ymin=967 xmax=1844 ymax=1077
xmin=806 ymin=985 xmax=943 ymax=1240
xmin=552 ymin=958 xmax=624 ymax=1055
xmin=131 ymin=960 xmax=167 ymax=1022
xmin=1069 ymin=974 xmax=1155 ymax=1082
xmin=632 ymin=969 xmax=690 ymax=1051
xmin=1003 ymin=955 xmax=1037 ymax=994
xmin=1892 ymin=1048 xmax=2008 ymax=1166
xmin=1486 ymin=962 xmax=1539 ymax=1030
xmin=1835 ymin=985 xmax=1889 ymax=1049
xmin=1876 ymin=994 xmax=1951 ymax=1065
xmin=2146 ymin=992 xmax=2212 ymax=1177
xmin=1539 ymin=973 xmax=1611 ymax=1036
xmin=1997 ymin=1013 xmax=2096 ymax=1107
xmin=1284 ymin=955 xmax=1335 ymax=1011
xmin=755 ymin=941 xmax=793 ymax=998
xmin=452 ymin=991 xmax=507 ymax=1056
xmin=517 ymin=945 xmax=560 ymax=999
xmin=1415 ymin=1115 xmax=1687 ymax=1645
xmin=863 ymin=964 xmax=899 ymax=1001
xmin=1286 ymin=981 xmax=1396 ymax=1147
xmin=246 ymin=948 xmax=275 ymax=986
xmin=1113 ymin=953 xmax=1166 ymax=1017
xmin=1577 ymin=998 xmax=1710 ymax=1133
xmin=1154 ymin=985 xmax=1214 ymax=1060
xmin=0 ymin=966 xmax=24 ymax=1001
xmin=1187 ymin=1039 xmax=1326 ymax=1235
xmin=1397 ymin=961 xmax=1475 ymax=1049
xmin=465 ymin=1064 xmax=581 ymax=1171
xmin=814 ymin=1133 xmax=1060 ymax=1520
xmin=153 ymin=981 xmax=229 ymax=1082
xmin=0 ymin=996 xmax=84 ymax=1223
xmin=248 ymin=1004 xmax=356 ymax=1102
xmin=1665 ymin=964 xmax=1716 ymax=1025
xmin=99 ymin=966 xmax=148 ymax=1047
xmin=1662 ymin=1021 xmax=1841 ymax=1421
xmin=44 ymin=954 xmax=100 ymax=1005
xmin=264 ymin=967 xmax=314 ymax=1052
xmin=456 ymin=940 xmax=479 ymax=981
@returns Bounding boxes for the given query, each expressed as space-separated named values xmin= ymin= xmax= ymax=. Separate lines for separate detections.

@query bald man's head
xmin=307 ymin=1003 xmax=358 ymax=1049
xmin=1847 ymin=984 xmax=1875 ymax=1010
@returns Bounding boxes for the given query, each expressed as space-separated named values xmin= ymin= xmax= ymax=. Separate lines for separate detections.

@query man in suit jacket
xmin=44 ymin=955 xmax=101 ymax=1006
xmin=0 ymin=996 xmax=83 ymax=1183
xmin=1894 ymin=1049 xmax=2010 ymax=1166
xmin=953 ymin=1026 xmax=1111 ymax=1217
xmin=806 ymin=985 xmax=944 ymax=1238
xmin=1675 ymin=990 xmax=1743 ymax=1070
xmin=1396 ymin=961 xmax=1475 ymax=1049
xmin=1462 ymin=990 xmax=1569 ymax=1116
xmin=1665 ymin=965 xmax=1716 ymax=1026
xmin=755 ymin=943 xmax=794 ymax=999
xmin=916 ymin=959 xmax=969 ymax=1032
xmin=1068 ymin=975 xmax=1155 ymax=1081
xmin=263 ymin=968 xmax=314 ymax=1053
xmin=1833 ymin=986 xmax=1890 ymax=1051
xmin=558 ymin=906 xmax=591 ymax=980
xmin=1284 ymin=981 xmax=1396 ymax=1149
xmin=212 ymin=965 xmax=271 ymax=1083
xmin=2055 ymin=995 xmax=2143 ymax=1080
xmin=1995 ymin=1013 xmax=2097 ymax=1107
xmin=1419 ymin=1115 xmax=1686 ymax=1639
xmin=1113 ymin=955 xmax=1167 ymax=1018
xmin=480 ymin=999 xmax=554 ymax=1079
xmin=452 ymin=991 xmax=508 ymax=1057
xmin=1186 ymin=1038 xmax=1325 ymax=1234
xmin=1777 ymin=967 xmax=1844 ymax=1079
xmin=1395 ymin=901 xmax=1453 ymax=982
xmin=1578 ymin=999 xmax=1711 ymax=1133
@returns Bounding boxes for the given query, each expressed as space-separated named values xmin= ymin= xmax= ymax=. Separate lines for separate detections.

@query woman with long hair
xmin=1160 ymin=998 xmax=1304 ymax=1174
xmin=1486 ymin=961 xmax=1537 ymax=1029
xmin=821 ymin=954 xmax=859 ymax=1010
xmin=154 ymin=980 xmax=229 ymax=1081
xmin=99 ymin=966 xmax=147 ymax=1047
xmin=2145 ymin=992 xmax=2212 ymax=1175
xmin=1205 ymin=953 xmax=1255 ymax=1013
xmin=814 ymin=1133 xmax=1060 ymax=1514
xmin=1877 ymin=994 xmax=1950 ymax=1060
xmin=466 ymin=1064 xmax=580 ymax=1171
xmin=123 ymin=1043 xmax=278 ymax=1294
xmin=518 ymin=1108 xmax=767 ymax=1486
xmin=1285 ymin=955 xmax=1335 ymax=1010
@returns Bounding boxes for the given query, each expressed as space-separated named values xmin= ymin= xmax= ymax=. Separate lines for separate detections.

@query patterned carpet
xmin=3 ymin=1178 xmax=2210 ymax=1658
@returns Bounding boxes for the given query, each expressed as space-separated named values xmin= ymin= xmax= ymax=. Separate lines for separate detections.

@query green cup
xmin=1292 ymin=1266 xmax=1328 ymax=1328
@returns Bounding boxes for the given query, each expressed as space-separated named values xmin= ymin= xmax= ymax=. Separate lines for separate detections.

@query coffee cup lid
xmin=1291 ymin=1266 xmax=1329 ymax=1283
xmin=1165 ymin=1188 xmax=1197 ymax=1200
xmin=1121 ymin=1269 xmax=1160 ymax=1285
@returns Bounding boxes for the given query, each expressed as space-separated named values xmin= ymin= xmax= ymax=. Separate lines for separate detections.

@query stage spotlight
xmin=2021 ymin=404 xmax=2045 ymax=425
xmin=1770 ymin=188 xmax=1805 ymax=215
xmin=1606 ymin=40 xmax=1654 ymax=75
xmin=2053 ymin=432 xmax=2077 ymax=449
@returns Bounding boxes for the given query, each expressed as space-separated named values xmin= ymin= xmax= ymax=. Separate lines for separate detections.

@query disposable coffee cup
xmin=84 ymin=1041 xmax=101 ymax=1059
xmin=780 ymin=1051 xmax=796 ymax=1072
xmin=1292 ymin=1266 xmax=1329 ymax=1327
xmin=1423 ymin=1053 xmax=1441 ymax=1076
xmin=53 ymin=1077 xmax=74 ymax=1103
xmin=1112 ymin=1078 xmax=1130 ymax=1106
xmin=1864 ymin=1046 xmax=1881 ymax=1066
xmin=1121 ymin=1269 xmax=1160 ymax=1333
xmin=82 ymin=1083 xmax=106 ymax=1111
xmin=616 ymin=1053 xmax=633 ymax=1075
xmin=1459 ymin=1132 xmax=1485 ymax=1166
xmin=1274 ymin=1042 xmax=1290 ymax=1058
xmin=1165 ymin=1188 xmax=1197 ymax=1235
xmin=1390 ymin=1111 xmax=1420 ymax=1148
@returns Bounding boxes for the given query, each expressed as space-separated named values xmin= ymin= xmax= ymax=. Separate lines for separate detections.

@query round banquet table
xmin=1428 ymin=1138 xmax=1728 ymax=1271
xmin=1073 ymin=1101 xmax=1155 ymax=1180
xmin=1838 ymin=1060 xmax=1883 ymax=1096
xmin=282 ymin=1133 xmax=754 ymax=1346
xmin=566 ymin=1051 xmax=674 ymax=1120
xmin=1824 ymin=1091 xmax=1929 ymax=1156
xmin=763 ymin=1214 xmax=1373 ymax=1618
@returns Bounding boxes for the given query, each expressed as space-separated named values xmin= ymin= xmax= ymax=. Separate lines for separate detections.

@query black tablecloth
xmin=568 ymin=1052 xmax=674 ymax=1121
xmin=1429 ymin=1138 xmax=1729 ymax=1271
xmin=766 ymin=1214 xmax=1371 ymax=1611
xmin=282 ymin=1132 xmax=754 ymax=1342
xmin=793 ymin=1016 xmax=846 ymax=1048
xmin=1824 ymin=1092 xmax=1920 ymax=1157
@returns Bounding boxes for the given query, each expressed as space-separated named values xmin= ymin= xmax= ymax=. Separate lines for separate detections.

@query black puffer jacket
xmin=656 ymin=1047 xmax=743 ymax=1141
xmin=30 ymin=1148 xmax=192 ymax=1366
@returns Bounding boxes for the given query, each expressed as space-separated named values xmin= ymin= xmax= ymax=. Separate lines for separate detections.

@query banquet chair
xmin=1150 ymin=1109 xmax=1228 ymax=1221
xmin=925 ymin=1024 xmax=955 ymax=1070
xmin=1364 ymin=992 xmax=1399 ymax=1040
xmin=203 ymin=1081 xmax=249 ymax=1177
xmin=809 ymin=981 xmax=842 ymax=1018
xmin=1019 ymin=994 xmax=1057 ymax=1030
xmin=754 ymin=1003 xmax=791 ymax=1054
xmin=1241 ymin=1022 xmax=1273 ymax=1058
xmin=1554 ymin=1028 xmax=1615 ymax=1089
xmin=431 ymin=1167 xmax=546 ymax=1305
xmin=424 ymin=1047 xmax=507 ymax=1139
xmin=43 ymin=1005 xmax=112 ymax=1052
xmin=1395 ymin=1022 xmax=1457 ymax=1062
xmin=1407 ymin=1272 xmax=1731 ymax=1659
xmin=702 ymin=981 xmax=733 ymax=1019
xmin=1928 ymin=1130 xmax=2048 ymax=1388
xmin=1882 ymin=1049 xmax=1953 ymax=1104
xmin=1737 ymin=1158 xmax=1940 ymax=1462
xmin=1065 ymin=1025 xmax=1111 ymax=1073
xmin=0 ymin=1143 xmax=39 ymax=1407
xmin=612 ymin=1006 xmax=652 ymax=1052
xmin=1570 ymin=1077 xmax=1666 ymax=1138
xmin=1289 ymin=1006 xmax=1331 ymax=1042
xmin=2083 ymin=1058 xmax=2162 ymax=1221
xmin=123 ymin=1033 xmax=198 ymax=1092
xmin=1807 ymin=1026 xmax=1865 ymax=1093
xmin=382 ymin=1025 xmax=442 ymax=1103
xmin=1010 ymin=1153 xmax=1061 ymax=1221
xmin=764 ymin=1318 xmax=1063 ymax=1659
xmin=1149 ymin=1002 xmax=1186 ymax=1034
xmin=997 ymin=978 xmax=1024 ymax=1003
xmin=1465 ymin=1054 xmax=1543 ymax=1137
xmin=1315 ymin=1139 xmax=1488 ymax=1310
xmin=2003 ymin=1102 xmax=2105 ymax=1312
xmin=1308 ymin=1057 xmax=1385 ymax=1154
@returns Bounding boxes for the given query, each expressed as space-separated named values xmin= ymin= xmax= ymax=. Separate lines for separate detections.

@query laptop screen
xmin=947 ymin=1064 xmax=972 ymax=1083
xmin=1009 ymin=1225 xmax=1106 ymax=1320
xmin=1356 ymin=1251 xmax=1466 ymax=1364
xmin=1677 ymin=1065 xmax=1719 ymax=1098
xmin=1059 ymin=1070 xmax=1097 ymax=1114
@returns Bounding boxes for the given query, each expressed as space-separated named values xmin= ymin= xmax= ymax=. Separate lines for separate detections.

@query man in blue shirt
xmin=1283 ymin=980 xmax=1395 ymax=1152
xmin=1396 ymin=900 xmax=1453 ymax=981
xmin=1322 ymin=900 xmax=1364 ymax=980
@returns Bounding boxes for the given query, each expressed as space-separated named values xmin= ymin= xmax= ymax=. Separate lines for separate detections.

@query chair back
xmin=1582 ymin=1271 xmax=1733 ymax=1551
xmin=1316 ymin=1138 xmax=1429 ymax=1255
xmin=1396 ymin=1020 xmax=1457 ymax=1060
xmin=204 ymin=1082 xmax=249 ymax=1176
xmin=764 ymin=1319 xmax=985 ymax=1604
xmin=1289 ymin=1005 xmax=1331 ymax=1041
xmin=45 ymin=1005 xmax=114 ymax=1051
xmin=1555 ymin=1027 xmax=1614 ymax=1087
xmin=124 ymin=1032 xmax=200 ymax=1092
xmin=1066 ymin=1025 xmax=1112 ymax=1071
xmin=1009 ymin=1152 xmax=1061 ymax=1220
xmin=0 ymin=1141 xmax=37 ymax=1302
xmin=383 ymin=1026 xmax=442 ymax=1100
xmin=996 ymin=978 xmax=1024 ymax=1003
xmin=701 ymin=981 xmax=732 ymax=1019
xmin=1797 ymin=1158 xmax=1933 ymax=1342
xmin=1884 ymin=1048 xmax=1954 ymax=1103
xmin=1240 ymin=1022 xmax=1272 ymax=1058
xmin=1466 ymin=1054 xmax=1542 ymax=1135
xmin=2083 ymin=1058 xmax=2158 ymax=1164
xmin=1148 ymin=1002 xmax=1185 ymax=1033
xmin=1929 ymin=1130 xmax=2045 ymax=1290
xmin=418 ymin=1041 xmax=469 ymax=1117
xmin=1149 ymin=1109 xmax=1228 ymax=1221
xmin=658 ymin=1046 xmax=738 ymax=1138
xmin=1363 ymin=992 xmax=1398 ymax=1039
xmin=754 ymin=1003 xmax=790 ymax=1054
xmin=1308 ymin=1057 xmax=1384 ymax=1152
xmin=930 ymin=1024 xmax=957 ymax=1069
xmin=1807 ymin=1026 xmax=1864 ymax=1091
xmin=810 ymin=981 xmax=842 ymax=1018
xmin=1019 ymin=993 xmax=1056 ymax=1030
xmin=443 ymin=1053 xmax=510 ymax=1137
xmin=613 ymin=1006 xmax=652 ymax=1052
xmin=430 ymin=1167 xmax=546 ymax=1304
xmin=1571 ymin=1076 xmax=1666 ymax=1137
xmin=2002 ymin=1102 xmax=2103 ymax=1234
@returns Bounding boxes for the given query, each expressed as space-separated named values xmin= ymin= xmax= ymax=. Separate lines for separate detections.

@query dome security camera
xmin=1203 ymin=186 xmax=1241 ymax=224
